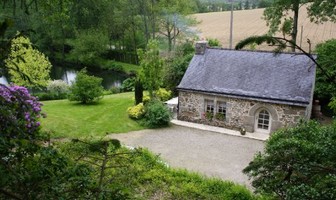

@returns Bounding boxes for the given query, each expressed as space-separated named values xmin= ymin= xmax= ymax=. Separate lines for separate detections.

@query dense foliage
xmin=196 ymin=0 xmax=265 ymax=13
xmin=121 ymin=77 xmax=136 ymax=92
xmin=163 ymin=41 xmax=194 ymax=93
xmin=68 ymin=69 xmax=104 ymax=104
xmin=315 ymin=39 xmax=336 ymax=99
xmin=154 ymin=88 xmax=172 ymax=102
xmin=244 ymin=121 xmax=336 ymax=199
xmin=0 ymin=84 xmax=94 ymax=199
xmin=0 ymin=0 xmax=198 ymax=66
xmin=5 ymin=36 xmax=51 ymax=89
xmin=127 ymin=103 xmax=146 ymax=120
xmin=144 ymin=100 xmax=171 ymax=128
xmin=0 ymin=85 xmax=43 ymax=139
xmin=68 ymin=29 xmax=109 ymax=66
xmin=138 ymin=40 xmax=164 ymax=98
xmin=60 ymin=141 xmax=262 ymax=200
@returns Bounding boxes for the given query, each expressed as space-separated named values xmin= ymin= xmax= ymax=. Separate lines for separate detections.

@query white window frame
xmin=255 ymin=109 xmax=271 ymax=133
xmin=216 ymin=101 xmax=227 ymax=120
xmin=205 ymin=99 xmax=214 ymax=114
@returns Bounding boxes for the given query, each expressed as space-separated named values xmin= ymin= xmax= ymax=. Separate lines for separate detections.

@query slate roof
xmin=177 ymin=48 xmax=316 ymax=107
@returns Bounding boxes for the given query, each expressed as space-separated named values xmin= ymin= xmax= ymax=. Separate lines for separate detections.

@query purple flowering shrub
xmin=0 ymin=84 xmax=45 ymax=139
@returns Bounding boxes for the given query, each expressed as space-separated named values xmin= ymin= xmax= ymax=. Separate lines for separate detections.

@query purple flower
xmin=1 ymin=84 xmax=45 ymax=137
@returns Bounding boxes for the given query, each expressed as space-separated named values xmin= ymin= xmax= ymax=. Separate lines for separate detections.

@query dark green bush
xmin=244 ymin=121 xmax=336 ymax=199
xmin=35 ymin=92 xmax=68 ymax=101
xmin=68 ymin=69 xmax=104 ymax=104
xmin=144 ymin=100 xmax=171 ymax=128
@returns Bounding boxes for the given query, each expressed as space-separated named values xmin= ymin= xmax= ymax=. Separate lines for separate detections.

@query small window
xmin=257 ymin=110 xmax=270 ymax=130
xmin=217 ymin=101 xmax=226 ymax=119
xmin=205 ymin=99 xmax=214 ymax=114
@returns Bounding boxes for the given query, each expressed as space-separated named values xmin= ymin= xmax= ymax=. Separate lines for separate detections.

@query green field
xmin=41 ymin=92 xmax=144 ymax=138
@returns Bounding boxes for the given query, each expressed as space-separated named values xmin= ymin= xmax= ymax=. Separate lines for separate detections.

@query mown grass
xmin=41 ymin=92 xmax=143 ymax=138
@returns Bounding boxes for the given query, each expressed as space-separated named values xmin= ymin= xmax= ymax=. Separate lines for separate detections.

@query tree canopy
xmin=138 ymin=39 xmax=164 ymax=98
xmin=244 ymin=121 xmax=336 ymax=199
xmin=315 ymin=39 xmax=336 ymax=99
xmin=263 ymin=0 xmax=336 ymax=51
xmin=5 ymin=36 xmax=51 ymax=89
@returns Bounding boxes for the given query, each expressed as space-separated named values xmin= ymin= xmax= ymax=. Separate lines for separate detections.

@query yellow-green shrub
xmin=143 ymin=95 xmax=151 ymax=105
xmin=155 ymin=88 xmax=172 ymax=102
xmin=127 ymin=103 xmax=145 ymax=119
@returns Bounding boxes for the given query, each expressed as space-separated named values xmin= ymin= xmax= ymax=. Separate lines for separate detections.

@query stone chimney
xmin=195 ymin=41 xmax=208 ymax=55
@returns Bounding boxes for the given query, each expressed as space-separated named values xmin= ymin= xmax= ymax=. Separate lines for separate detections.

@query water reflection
xmin=0 ymin=76 xmax=9 ymax=85
xmin=50 ymin=66 xmax=127 ymax=89
xmin=61 ymin=69 xmax=77 ymax=85
xmin=1 ymin=66 xmax=127 ymax=89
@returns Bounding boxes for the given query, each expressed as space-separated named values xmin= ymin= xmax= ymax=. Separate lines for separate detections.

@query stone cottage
xmin=177 ymin=41 xmax=316 ymax=134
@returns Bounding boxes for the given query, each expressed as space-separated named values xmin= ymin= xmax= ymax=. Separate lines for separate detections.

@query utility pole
xmin=229 ymin=0 xmax=234 ymax=49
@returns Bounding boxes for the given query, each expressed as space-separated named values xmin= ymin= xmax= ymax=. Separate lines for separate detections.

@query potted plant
xmin=215 ymin=113 xmax=225 ymax=121
xmin=240 ymin=126 xmax=246 ymax=135
xmin=205 ymin=112 xmax=214 ymax=121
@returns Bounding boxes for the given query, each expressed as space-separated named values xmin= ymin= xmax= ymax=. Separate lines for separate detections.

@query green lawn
xmin=41 ymin=92 xmax=144 ymax=138
xmin=113 ymin=61 xmax=140 ymax=73
xmin=99 ymin=59 xmax=140 ymax=74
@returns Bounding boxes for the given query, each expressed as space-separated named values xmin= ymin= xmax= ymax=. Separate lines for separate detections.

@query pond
xmin=0 ymin=76 xmax=8 ymax=85
xmin=1 ymin=66 xmax=128 ymax=90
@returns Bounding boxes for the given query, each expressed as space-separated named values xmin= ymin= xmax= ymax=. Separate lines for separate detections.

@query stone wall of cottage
xmin=178 ymin=91 xmax=308 ymax=133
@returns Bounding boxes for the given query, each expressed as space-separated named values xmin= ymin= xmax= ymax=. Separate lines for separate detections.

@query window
xmin=216 ymin=101 xmax=226 ymax=119
xmin=205 ymin=99 xmax=214 ymax=114
xmin=257 ymin=109 xmax=270 ymax=130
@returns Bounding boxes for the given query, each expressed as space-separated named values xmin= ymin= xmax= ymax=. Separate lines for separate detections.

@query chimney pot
xmin=195 ymin=41 xmax=208 ymax=55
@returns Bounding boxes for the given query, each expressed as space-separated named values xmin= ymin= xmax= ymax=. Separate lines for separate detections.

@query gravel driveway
xmin=108 ymin=125 xmax=265 ymax=187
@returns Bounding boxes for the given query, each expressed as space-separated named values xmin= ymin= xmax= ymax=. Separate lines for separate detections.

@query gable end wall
xmin=178 ymin=91 xmax=308 ymax=133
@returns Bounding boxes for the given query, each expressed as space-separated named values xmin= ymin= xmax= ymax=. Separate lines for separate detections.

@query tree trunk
xmin=291 ymin=1 xmax=299 ymax=52
xmin=150 ymin=0 xmax=156 ymax=39
xmin=138 ymin=0 xmax=149 ymax=44
xmin=135 ymin=78 xmax=143 ymax=105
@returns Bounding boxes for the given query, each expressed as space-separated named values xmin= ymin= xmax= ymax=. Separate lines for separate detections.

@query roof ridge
xmin=206 ymin=47 xmax=317 ymax=56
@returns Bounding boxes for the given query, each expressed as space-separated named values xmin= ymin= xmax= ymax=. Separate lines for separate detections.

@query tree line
xmin=0 ymin=0 xmax=198 ymax=67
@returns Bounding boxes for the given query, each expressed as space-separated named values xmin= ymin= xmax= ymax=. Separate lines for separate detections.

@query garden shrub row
xmin=127 ymin=98 xmax=171 ymax=128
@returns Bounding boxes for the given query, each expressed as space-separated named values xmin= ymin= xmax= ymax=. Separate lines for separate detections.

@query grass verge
xmin=59 ymin=140 xmax=266 ymax=199
xmin=41 ymin=92 xmax=144 ymax=138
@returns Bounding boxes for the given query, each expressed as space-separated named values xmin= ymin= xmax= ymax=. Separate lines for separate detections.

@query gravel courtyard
xmin=109 ymin=125 xmax=265 ymax=187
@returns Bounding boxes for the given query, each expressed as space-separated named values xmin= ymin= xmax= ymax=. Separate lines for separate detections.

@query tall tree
xmin=32 ymin=0 xmax=73 ymax=60
xmin=245 ymin=0 xmax=250 ymax=9
xmin=138 ymin=39 xmax=163 ymax=98
xmin=157 ymin=0 xmax=197 ymax=52
xmin=264 ymin=0 xmax=336 ymax=52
